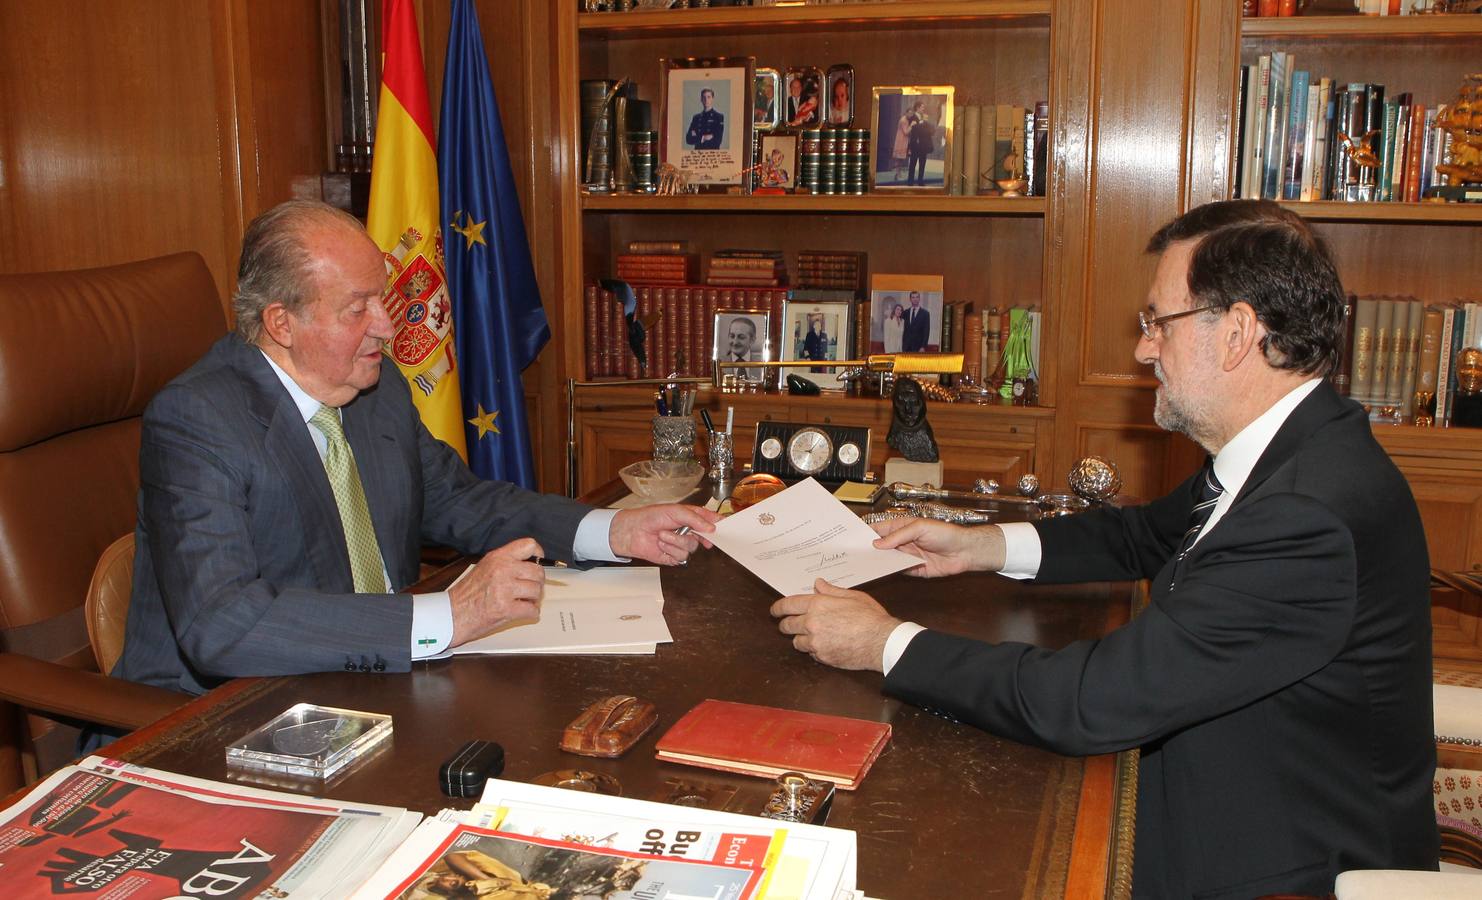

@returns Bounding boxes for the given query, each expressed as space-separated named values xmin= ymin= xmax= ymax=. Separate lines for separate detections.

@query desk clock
xmin=751 ymin=421 xmax=871 ymax=483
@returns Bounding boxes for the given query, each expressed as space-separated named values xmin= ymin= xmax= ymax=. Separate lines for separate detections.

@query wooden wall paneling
xmin=0 ymin=2 xmax=239 ymax=299
xmin=1075 ymin=421 xmax=1199 ymax=505
xmin=1186 ymin=0 xmax=1240 ymax=208
xmin=239 ymin=3 xmax=330 ymax=216
xmin=1313 ymin=223 xmax=1482 ymax=304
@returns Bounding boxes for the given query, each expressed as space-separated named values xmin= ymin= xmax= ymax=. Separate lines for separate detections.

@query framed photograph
xmin=753 ymin=67 xmax=782 ymax=132
xmin=713 ymin=308 xmax=771 ymax=385
xmin=661 ymin=57 xmax=755 ymax=192
xmin=825 ymin=64 xmax=855 ymax=128
xmin=871 ymin=85 xmax=955 ymax=192
xmin=783 ymin=66 xmax=824 ymax=129
xmin=869 ymin=274 xmax=945 ymax=354
xmin=756 ymin=133 xmax=798 ymax=193
xmin=780 ymin=298 xmax=854 ymax=391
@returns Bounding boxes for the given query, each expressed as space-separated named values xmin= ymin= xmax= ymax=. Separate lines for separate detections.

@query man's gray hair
xmin=233 ymin=200 xmax=372 ymax=344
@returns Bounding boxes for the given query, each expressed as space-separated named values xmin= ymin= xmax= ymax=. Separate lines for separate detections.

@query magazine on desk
xmin=0 ymin=755 xmax=420 ymax=899
xmin=350 ymin=778 xmax=860 ymax=900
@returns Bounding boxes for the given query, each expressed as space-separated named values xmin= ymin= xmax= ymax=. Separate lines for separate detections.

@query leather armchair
xmin=0 ymin=253 xmax=226 ymax=794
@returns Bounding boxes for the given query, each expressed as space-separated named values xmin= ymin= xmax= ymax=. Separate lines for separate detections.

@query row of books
xmin=1235 ymin=52 xmax=1455 ymax=203
xmin=943 ymin=302 xmax=1044 ymax=397
xmin=585 ymin=283 xmax=788 ymax=378
xmin=945 ymin=101 xmax=1049 ymax=197
xmin=1346 ymin=296 xmax=1482 ymax=426
xmin=612 ymin=243 xmax=869 ymax=293
xmin=1244 ymin=1 xmax=1426 ymax=15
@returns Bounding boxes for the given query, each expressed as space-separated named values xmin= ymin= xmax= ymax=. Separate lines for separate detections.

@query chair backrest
xmin=0 ymin=252 xmax=225 ymax=777
xmin=86 ymin=534 xmax=136 ymax=678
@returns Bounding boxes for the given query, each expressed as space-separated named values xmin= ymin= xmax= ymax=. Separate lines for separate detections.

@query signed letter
xmin=707 ymin=478 xmax=918 ymax=595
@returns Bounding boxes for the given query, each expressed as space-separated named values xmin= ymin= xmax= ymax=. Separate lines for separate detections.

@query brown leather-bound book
xmin=1331 ymin=293 xmax=1355 ymax=397
xmin=584 ymin=284 xmax=601 ymax=378
xmin=663 ymin=286 xmax=680 ymax=376
xmin=962 ymin=304 xmax=983 ymax=379
xmin=677 ymin=287 xmax=693 ymax=376
xmin=655 ymin=699 xmax=891 ymax=790
xmin=1402 ymin=104 xmax=1426 ymax=203
xmin=597 ymin=285 xmax=614 ymax=377
xmin=638 ymin=286 xmax=657 ymax=377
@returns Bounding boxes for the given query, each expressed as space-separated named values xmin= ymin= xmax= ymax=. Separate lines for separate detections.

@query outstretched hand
xmin=770 ymin=579 xmax=901 ymax=672
xmin=869 ymin=518 xmax=1005 ymax=577
xmin=610 ymin=503 xmax=721 ymax=565
xmin=448 ymin=537 xmax=546 ymax=646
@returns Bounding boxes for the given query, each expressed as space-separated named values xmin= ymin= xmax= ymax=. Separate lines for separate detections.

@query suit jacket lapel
xmin=226 ymin=337 xmax=357 ymax=593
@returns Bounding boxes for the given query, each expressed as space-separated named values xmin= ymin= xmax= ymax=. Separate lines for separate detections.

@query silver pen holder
xmin=652 ymin=416 xmax=697 ymax=462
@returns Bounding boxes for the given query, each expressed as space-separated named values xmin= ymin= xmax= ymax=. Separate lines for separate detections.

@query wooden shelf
xmin=578 ymin=1 xmax=1051 ymax=36
xmin=582 ymin=193 xmax=1046 ymax=215
xmin=1278 ymin=200 xmax=1482 ymax=224
xmin=1242 ymin=13 xmax=1482 ymax=39
xmin=575 ymin=382 xmax=1058 ymax=417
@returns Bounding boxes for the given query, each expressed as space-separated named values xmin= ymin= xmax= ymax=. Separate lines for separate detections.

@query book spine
xmin=1250 ymin=55 xmax=1272 ymax=199
xmin=1385 ymin=299 xmax=1411 ymax=407
xmin=663 ymin=287 xmax=680 ymax=376
xmin=1235 ymin=66 xmax=1250 ymax=198
xmin=1371 ymin=299 xmax=1396 ymax=407
xmin=1360 ymin=83 xmax=1386 ymax=201
xmin=1419 ymin=107 xmax=1440 ymax=197
xmin=1028 ymin=307 xmax=1043 ymax=377
xmin=1378 ymin=100 xmax=1399 ymax=202
xmin=1350 ymin=297 xmax=1378 ymax=406
xmin=1446 ymin=304 xmax=1467 ymax=425
xmin=957 ymin=105 xmax=979 ymax=196
xmin=976 ymin=105 xmax=997 ymax=194
xmin=584 ymin=285 xmax=601 ymax=378
xmin=1282 ymin=70 xmax=1310 ymax=200
xmin=1417 ymin=307 xmax=1444 ymax=420
xmin=1437 ymin=307 xmax=1457 ymax=424
xmin=638 ymin=285 xmax=656 ymax=377
xmin=1297 ymin=81 xmax=1320 ymax=201
xmin=1260 ymin=51 xmax=1289 ymax=200
xmin=963 ymin=308 xmax=984 ymax=380
xmin=626 ymin=240 xmax=687 ymax=254
xmin=704 ymin=289 xmax=720 ymax=377
xmin=1031 ymin=101 xmax=1049 ymax=197
xmin=1403 ymin=104 xmax=1426 ymax=202
xmin=1398 ymin=300 xmax=1424 ymax=417
xmin=1390 ymin=93 xmax=1412 ymax=202
xmin=856 ymin=299 xmax=871 ymax=359
xmin=1338 ymin=84 xmax=1367 ymax=201
xmin=994 ymin=103 xmax=1015 ymax=182
xmin=1011 ymin=107 xmax=1027 ymax=181
xmin=1310 ymin=78 xmax=1333 ymax=202
xmin=1332 ymin=293 xmax=1355 ymax=397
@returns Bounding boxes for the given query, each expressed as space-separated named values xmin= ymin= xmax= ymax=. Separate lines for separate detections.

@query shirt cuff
xmin=997 ymin=521 xmax=1043 ymax=580
xmin=882 ymin=621 xmax=928 ymax=676
xmin=410 ymin=592 xmax=454 ymax=658
xmin=574 ymin=508 xmax=626 ymax=563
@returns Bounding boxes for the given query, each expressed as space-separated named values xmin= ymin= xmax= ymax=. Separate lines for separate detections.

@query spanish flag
xmin=367 ymin=0 xmax=467 ymax=459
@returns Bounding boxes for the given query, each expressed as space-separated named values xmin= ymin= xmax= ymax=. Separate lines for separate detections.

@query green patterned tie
xmin=309 ymin=405 xmax=388 ymax=593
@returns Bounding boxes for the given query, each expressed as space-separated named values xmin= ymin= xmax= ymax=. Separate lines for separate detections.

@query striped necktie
xmin=1177 ymin=460 xmax=1224 ymax=563
xmin=309 ymin=405 xmax=388 ymax=593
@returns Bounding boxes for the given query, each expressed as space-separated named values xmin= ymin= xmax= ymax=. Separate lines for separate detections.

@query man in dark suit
xmin=771 ymin=200 xmax=1438 ymax=898
xmin=900 ymin=291 xmax=930 ymax=352
xmin=685 ymin=88 xmax=724 ymax=150
xmin=116 ymin=201 xmax=717 ymax=695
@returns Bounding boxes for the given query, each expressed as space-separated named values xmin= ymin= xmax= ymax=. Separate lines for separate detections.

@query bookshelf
xmin=1237 ymin=11 xmax=1482 ymax=571
xmin=557 ymin=1 xmax=1059 ymax=494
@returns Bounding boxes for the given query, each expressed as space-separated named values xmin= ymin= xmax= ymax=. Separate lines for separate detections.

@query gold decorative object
xmin=1414 ymin=390 xmax=1435 ymax=428
xmin=1337 ymin=129 xmax=1382 ymax=173
xmin=1457 ymin=348 xmax=1482 ymax=395
xmin=656 ymin=162 xmax=696 ymax=196
xmin=1434 ymin=73 xmax=1482 ymax=186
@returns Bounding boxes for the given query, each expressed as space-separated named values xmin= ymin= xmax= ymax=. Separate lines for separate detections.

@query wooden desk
xmin=86 ymin=491 xmax=1139 ymax=899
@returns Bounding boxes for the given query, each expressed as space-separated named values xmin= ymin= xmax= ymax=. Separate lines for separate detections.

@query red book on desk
xmin=655 ymin=699 xmax=890 ymax=790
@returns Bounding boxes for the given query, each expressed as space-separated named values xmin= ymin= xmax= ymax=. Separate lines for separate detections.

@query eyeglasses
xmin=1137 ymin=304 xmax=1221 ymax=341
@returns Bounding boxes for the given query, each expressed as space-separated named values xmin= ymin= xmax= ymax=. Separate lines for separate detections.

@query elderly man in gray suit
xmin=115 ymin=201 xmax=718 ymax=695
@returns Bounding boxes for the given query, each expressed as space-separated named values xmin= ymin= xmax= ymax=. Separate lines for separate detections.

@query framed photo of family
xmin=783 ymin=66 xmax=824 ymax=129
xmin=871 ymin=85 xmax=955 ymax=192
xmin=825 ymin=64 xmax=855 ymax=128
xmin=869 ymin=274 xmax=945 ymax=354
xmin=780 ymin=298 xmax=854 ymax=391
xmin=753 ymin=67 xmax=782 ymax=132
xmin=661 ymin=57 xmax=755 ymax=192
xmin=712 ymin=308 xmax=771 ymax=387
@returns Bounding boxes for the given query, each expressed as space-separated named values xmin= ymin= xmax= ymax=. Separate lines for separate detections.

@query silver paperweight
xmin=226 ymin=703 xmax=391 ymax=779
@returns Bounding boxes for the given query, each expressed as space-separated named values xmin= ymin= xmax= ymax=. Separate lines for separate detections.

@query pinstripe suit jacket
xmin=115 ymin=334 xmax=589 ymax=694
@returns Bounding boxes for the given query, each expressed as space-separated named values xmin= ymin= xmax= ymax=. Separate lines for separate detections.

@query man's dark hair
xmin=700 ymin=88 xmax=714 ymax=101
xmin=1146 ymin=199 xmax=1346 ymax=377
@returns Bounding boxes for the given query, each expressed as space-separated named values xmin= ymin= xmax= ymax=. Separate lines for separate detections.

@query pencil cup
xmin=707 ymin=431 xmax=734 ymax=479
xmin=652 ymin=416 xmax=697 ymax=462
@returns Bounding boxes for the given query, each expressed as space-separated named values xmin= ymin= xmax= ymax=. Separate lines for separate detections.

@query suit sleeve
xmin=138 ymin=385 xmax=415 ymax=678
xmin=885 ymin=491 xmax=1359 ymax=755
xmin=1029 ymin=469 xmax=1201 ymax=583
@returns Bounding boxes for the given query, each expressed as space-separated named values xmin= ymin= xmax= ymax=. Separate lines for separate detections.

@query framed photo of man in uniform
xmin=780 ymin=298 xmax=853 ymax=391
xmin=661 ymin=57 xmax=755 ymax=192
xmin=713 ymin=309 xmax=771 ymax=386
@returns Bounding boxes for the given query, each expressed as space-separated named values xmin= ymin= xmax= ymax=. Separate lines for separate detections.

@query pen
xmin=700 ymin=408 xmax=716 ymax=435
xmin=546 ymin=578 xmax=569 ymax=587
xmin=724 ymin=405 xmax=734 ymax=436
xmin=655 ymin=391 xmax=668 ymax=416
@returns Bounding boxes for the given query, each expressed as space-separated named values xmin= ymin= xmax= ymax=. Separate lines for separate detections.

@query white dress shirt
xmin=881 ymin=378 xmax=1325 ymax=675
xmin=262 ymin=352 xmax=619 ymax=657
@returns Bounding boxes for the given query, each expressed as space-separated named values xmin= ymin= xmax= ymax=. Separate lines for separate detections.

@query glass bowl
xmin=619 ymin=459 xmax=705 ymax=503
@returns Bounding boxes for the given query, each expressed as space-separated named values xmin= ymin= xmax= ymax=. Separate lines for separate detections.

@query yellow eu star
xmin=468 ymin=404 xmax=500 ymax=439
xmin=449 ymin=210 xmax=487 ymax=250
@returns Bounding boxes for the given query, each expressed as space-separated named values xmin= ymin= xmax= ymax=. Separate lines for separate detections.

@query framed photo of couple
xmin=780 ymin=298 xmax=854 ymax=391
xmin=871 ymin=85 xmax=954 ymax=192
xmin=869 ymin=274 xmax=944 ymax=354
xmin=661 ymin=57 xmax=755 ymax=192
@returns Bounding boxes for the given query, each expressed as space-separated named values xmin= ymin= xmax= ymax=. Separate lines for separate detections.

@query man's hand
xmin=610 ymin=504 xmax=721 ymax=565
xmin=448 ymin=538 xmax=546 ymax=646
xmin=870 ymin=518 xmax=1005 ymax=577
xmin=770 ymin=579 xmax=901 ymax=672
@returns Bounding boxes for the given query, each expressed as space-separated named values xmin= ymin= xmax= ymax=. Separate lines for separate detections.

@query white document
xmin=707 ymin=477 xmax=919 ymax=595
xmin=437 ymin=566 xmax=670 ymax=657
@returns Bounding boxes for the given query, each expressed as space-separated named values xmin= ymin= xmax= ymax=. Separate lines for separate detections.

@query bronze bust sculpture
xmin=887 ymin=377 xmax=939 ymax=463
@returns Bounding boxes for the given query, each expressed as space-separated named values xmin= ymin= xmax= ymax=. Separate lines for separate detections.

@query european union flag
xmin=438 ymin=0 xmax=549 ymax=488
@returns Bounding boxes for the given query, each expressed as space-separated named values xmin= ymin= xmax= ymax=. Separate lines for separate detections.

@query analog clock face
xmin=787 ymin=427 xmax=834 ymax=475
xmin=837 ymin=442 xmax=861 ymax=467
xmin=759 ymin=436 xmax=783 ymax=460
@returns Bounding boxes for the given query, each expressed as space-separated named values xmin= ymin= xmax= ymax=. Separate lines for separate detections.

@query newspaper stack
xmin=352 ymin=778 xmax=864 ymax=900
xmin=0 ymin=755 xmax=420 ymax=899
